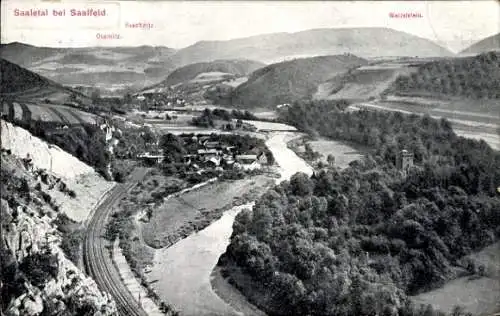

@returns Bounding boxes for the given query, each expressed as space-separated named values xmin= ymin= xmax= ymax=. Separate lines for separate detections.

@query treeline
xmin=386 ymin=51 xmax=500 ymax=99
xmin=191 ymin=108 xmax=259 ymax=127
xmin=221 ymin=100 xmax=500 ymax=315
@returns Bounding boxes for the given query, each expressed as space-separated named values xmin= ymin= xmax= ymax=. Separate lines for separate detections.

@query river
xmin=146 ymin=131 xmax=313 ymax=316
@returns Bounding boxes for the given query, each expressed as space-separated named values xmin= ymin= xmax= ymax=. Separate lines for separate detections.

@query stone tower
xmin=397 ymin=149 xmax=414 ymax=177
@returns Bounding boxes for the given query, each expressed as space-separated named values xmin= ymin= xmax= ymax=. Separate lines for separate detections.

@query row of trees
xmin=191 ymin=108 xmax=260 ymax=128
xmin=222 ymin=100 xmax=500 ymax=315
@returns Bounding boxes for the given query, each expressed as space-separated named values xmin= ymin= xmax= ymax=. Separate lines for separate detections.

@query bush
xmin=114 ymin=171 xmax=125 ymax=183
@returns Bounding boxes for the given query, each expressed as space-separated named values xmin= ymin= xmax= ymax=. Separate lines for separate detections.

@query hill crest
xmin=460 ymin=33 xmax=500 ymax=55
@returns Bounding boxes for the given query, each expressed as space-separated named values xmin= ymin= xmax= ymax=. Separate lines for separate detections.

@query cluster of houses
xmin=181 ymin=135 xmax=269 ymax=171
xmin=138 ymin=134 xmax=269 ymax=172
xmin=134 ymin=92 xmax=187 ymax=109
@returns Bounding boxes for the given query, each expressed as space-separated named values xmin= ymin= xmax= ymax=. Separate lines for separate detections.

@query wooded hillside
xmin=386 ymin=52 xmax=500 ymax=99
xmin=222 ymin=100 xmax=500 ymax=316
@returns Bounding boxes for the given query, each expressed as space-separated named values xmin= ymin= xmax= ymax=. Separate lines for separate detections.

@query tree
xmin=327 ymin=154 xmax=335 ymax=166
xmin=90 ymin=88 xmax=101 ymax=104
xmin=146 ymin=207 xmax=153 ymax=221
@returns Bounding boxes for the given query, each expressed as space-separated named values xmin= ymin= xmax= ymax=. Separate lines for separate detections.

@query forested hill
xmin=162 ymin=59 xmax=265 ymax=86
xmin=221 ymin=99 xmax=500 ymax=316
xmin=386 ymin=51 xmax=500 ymax=99
xmin=0 ymin=59 xmax=89 ymax=104
xmin=1 ymin=58 xmax=53 ymax=93
xmin=229 ymin=55 xmax=367 ymax=108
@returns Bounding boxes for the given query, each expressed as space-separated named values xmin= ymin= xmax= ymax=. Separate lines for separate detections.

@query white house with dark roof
xmin=235 ymin=154 xmax=261 ymax=170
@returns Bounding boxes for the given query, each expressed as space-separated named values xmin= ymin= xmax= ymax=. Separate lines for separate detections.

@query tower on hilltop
xmin=396 ymin=149 xmax=414 ymax=177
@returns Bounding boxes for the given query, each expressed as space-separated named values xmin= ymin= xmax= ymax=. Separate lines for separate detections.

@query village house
xmin=203 ymin=140 xmax=221 ymax=149
xmin=197 ymin=148 xmax=222 ymax=157
xmin=235 ymin=154 xmax=261 ymax=170
xmin=205 ymin=156 xmax=222 ymax=168
xmin=137 ymin=152 xmax=165 ymax=164
xmin=257 ymin=152 xmax=268 ymax=164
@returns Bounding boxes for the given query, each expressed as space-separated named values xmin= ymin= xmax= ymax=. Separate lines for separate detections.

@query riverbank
xmin=210 ymin=266 xmax=266 ymax=316
xmin=146 ymin=204 xmax=254 ymax=316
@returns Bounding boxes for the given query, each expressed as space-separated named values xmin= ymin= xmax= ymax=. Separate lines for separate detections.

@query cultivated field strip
xmin=12 ymin=102 xmax=23 ymax=120
xmin=18 ymin=102 xmax=32 ymax=121
xmin=47 ymin=106 xmax=71 ymax=124
xmin=1 ymin=99 xmax=96 ymax=125
xmin=1 ymin=102 xmax=9 ymax=114
xmin=84 ymin=168 xmax=150 ymax=316
xmin=63 ymin=106 xmax=90 ymax=124
xmin=23 ymin=103 xmax=58 ymax=122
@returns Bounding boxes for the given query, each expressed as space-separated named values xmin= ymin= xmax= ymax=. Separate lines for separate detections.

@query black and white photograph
xmin=0 ymin=1 xmax=499 ymax=316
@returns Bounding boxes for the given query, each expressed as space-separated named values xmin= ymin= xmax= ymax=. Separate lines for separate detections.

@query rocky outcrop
xmin=1 ymin=121 xmax=116 ymax=221
xmin=2 ymin=199 xmax=117 ymax=316
xmin=1 ymin=120 xmax=94 ymax=178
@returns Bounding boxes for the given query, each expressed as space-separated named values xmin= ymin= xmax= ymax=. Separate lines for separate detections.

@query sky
xmin=1 ymin=0 xmax=499 ymax=52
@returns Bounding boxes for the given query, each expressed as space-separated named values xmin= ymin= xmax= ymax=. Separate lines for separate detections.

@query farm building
xmin=197 ymin=148 xmax=222 ymax=157
xmin=137 ymin=152 xmax=165 ymax=164
xmin=235 ymin=154 xmax=261 ymax=170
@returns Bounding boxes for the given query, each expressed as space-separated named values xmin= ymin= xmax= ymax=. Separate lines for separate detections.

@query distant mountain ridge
xmin=169 ymin=27 xmax=454 ymax=66
xmin=0 ymin=42 xmax=177 ymax=93
xmin=0 ymin=27 xmax=454 ymax=91
xmin=460 ymin=33 xmax=500 ymax=55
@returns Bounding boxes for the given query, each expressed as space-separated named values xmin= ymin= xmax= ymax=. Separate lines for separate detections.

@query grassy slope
xmin=411 ymin=242 xmax=500 ymax=315
xmin=460 ymin=33 xmax=500 ymax=55
xmin=315 ymin=63 xmax=419 ymax=101
xmin=230 ymin=55 xmax=368 ymax=108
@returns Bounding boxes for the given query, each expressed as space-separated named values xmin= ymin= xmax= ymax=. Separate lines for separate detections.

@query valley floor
xmin=140 ymin=131 xmax=312 ymax=315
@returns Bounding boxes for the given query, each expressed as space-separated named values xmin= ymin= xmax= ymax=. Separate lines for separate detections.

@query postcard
xmin=1 ymin=1 xmax=499 ymax=316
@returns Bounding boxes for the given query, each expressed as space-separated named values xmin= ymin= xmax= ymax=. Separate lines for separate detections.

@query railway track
xmin=83 ymin=168 xmax=150 ymax=316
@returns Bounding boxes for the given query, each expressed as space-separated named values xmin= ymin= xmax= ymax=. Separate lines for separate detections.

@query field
xmin=189 ymin=72 xmax=234 ymax=83
xmin=140 ymin=175 xmax=274 ymax=249
xmin=242 ymin=120 xmax=297 ymax=131
xmin=308 ymin=138 xmax=366 ymax=169
xmin=411 ymin=242 xmax=500 ymax=315
xmin=314 ymin=62 xmax=418 ymax=101
xmin=2 ymin=100 xmax=96 ymax=124
xmin=377 ymin=96 xmax=500 ymax=126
